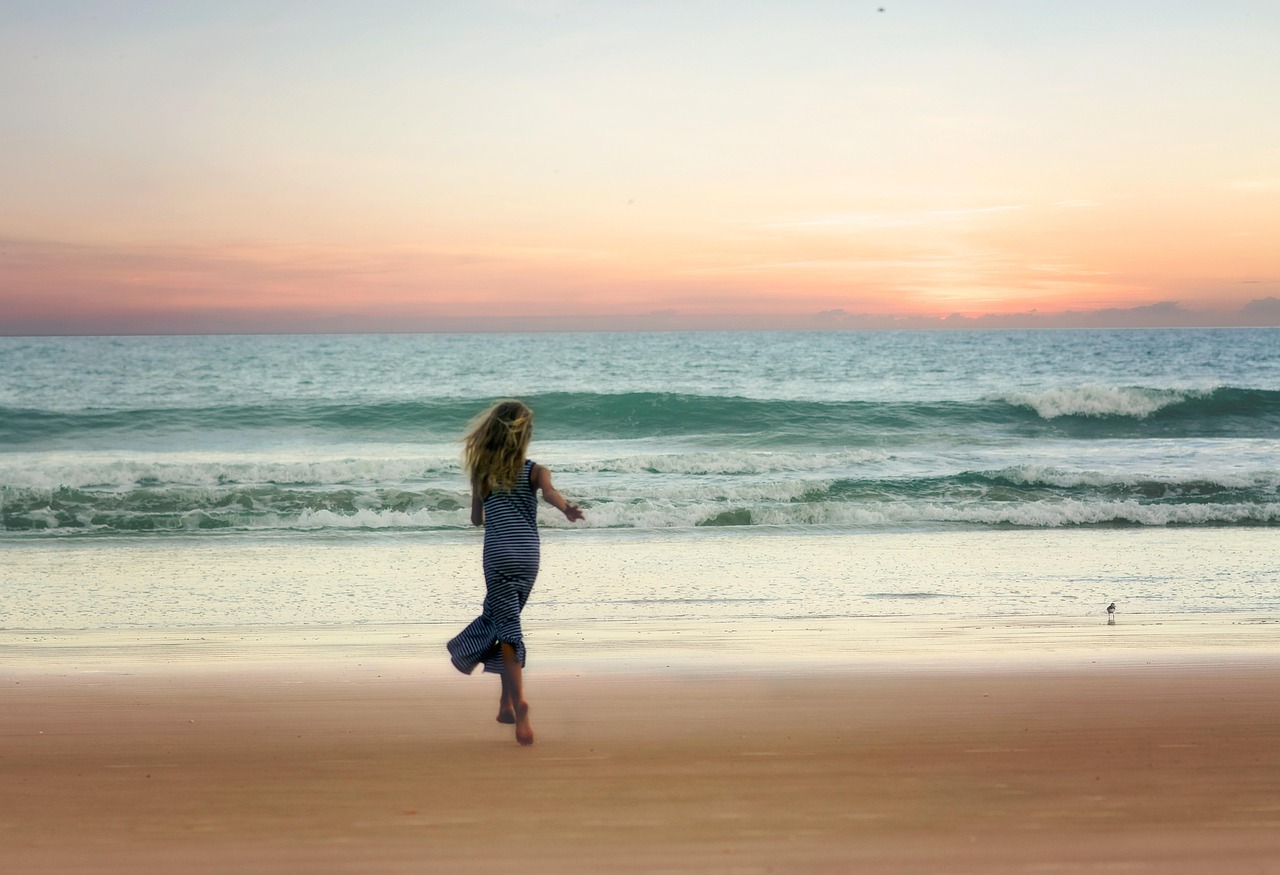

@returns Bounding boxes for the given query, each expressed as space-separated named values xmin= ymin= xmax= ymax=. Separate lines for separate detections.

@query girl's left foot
xmin=514 ymin=701 xmax=534 ymax=746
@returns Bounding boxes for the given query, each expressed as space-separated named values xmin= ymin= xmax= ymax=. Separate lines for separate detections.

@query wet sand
xmin=4 ymin=662 xmax=1280 ymax=874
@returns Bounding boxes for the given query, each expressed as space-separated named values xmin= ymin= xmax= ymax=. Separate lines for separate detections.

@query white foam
xmin=848 ymin=499 xmax=1280 ymax=528
xmin=546 ymin=498 xmax=1280 ymax=529
xmin=0 ymin=455 xmax=462 ymax=491
xmin=289 ymin=507 xmax=472 ymax=529
xmin=994 ymin=464 xmax=1280 ymax=491
xmin=998 ymin=385 xmax=1197 ymax=419
xmin=563 ymin=449 xmax=889 ymax=476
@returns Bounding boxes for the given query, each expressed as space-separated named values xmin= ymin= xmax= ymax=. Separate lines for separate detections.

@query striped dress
xmin=447 ymin=459 xmax=541 ymax=674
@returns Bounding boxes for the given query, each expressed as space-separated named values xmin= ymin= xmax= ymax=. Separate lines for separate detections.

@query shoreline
xmin=4 ymin=611 xmax=1279 ymax=676
xmin=4 ymin=661 xmax=1279 ymax=874
xmin=7 ymin=528 xmax=1279 ymax=631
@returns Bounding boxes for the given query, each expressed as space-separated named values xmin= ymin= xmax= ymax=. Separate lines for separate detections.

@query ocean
xmin=2 ymin=329 xmax=1278 ymax=668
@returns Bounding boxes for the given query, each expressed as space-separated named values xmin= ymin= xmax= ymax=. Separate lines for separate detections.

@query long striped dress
xmin=447 ymin=459 xmax=541 ymax=674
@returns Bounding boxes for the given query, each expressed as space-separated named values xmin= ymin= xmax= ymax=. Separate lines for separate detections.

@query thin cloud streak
xmin=769 ymin=205 xmax=1026 ymax=231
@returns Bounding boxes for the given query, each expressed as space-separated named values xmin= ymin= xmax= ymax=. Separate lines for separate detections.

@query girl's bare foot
xmin=514 ymin=700 xmax=534 ymax=746
xmin=496 ymin=697 xmax=516 ymax=724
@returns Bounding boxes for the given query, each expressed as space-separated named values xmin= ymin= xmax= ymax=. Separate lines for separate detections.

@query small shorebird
xmin=1107 ymin=602 xmax=1116 ymax=615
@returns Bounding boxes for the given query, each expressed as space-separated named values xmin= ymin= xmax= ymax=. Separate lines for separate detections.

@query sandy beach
xmin=4 ymin=525 xmax=1279 ymax=873
xmin=4 ymin=661 xmax=1279 ymax=874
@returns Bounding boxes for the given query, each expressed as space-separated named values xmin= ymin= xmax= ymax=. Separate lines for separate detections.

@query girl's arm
xmin=470 ymin=480 xmax=485 ymax=526
xmin=531 ymin=464 xmax=584 ymax=522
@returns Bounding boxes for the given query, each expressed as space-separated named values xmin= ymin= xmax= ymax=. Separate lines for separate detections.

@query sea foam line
xmin=996 ymin=385 xmax=1197 ymax=419
xmin=7 ymin=496 xmax=1278 ymax=534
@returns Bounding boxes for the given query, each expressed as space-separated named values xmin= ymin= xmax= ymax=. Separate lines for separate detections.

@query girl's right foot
xmin=514 ymin=701 xmax=534 ymax=746
xmin=496 ymin=698 xmax=516 ymax=724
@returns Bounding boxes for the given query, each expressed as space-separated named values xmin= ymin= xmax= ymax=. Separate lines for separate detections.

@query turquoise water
xmin=2 ymin=330 xmax=1277 ymax=535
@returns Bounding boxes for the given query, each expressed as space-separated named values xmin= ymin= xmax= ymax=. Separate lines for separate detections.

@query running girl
xmin=447 ymin=399 xmax=584 ymax=745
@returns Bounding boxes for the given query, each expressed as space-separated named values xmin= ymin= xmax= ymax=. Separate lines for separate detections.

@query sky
xmin=1 ymin=0 xmax=1278 ymax=334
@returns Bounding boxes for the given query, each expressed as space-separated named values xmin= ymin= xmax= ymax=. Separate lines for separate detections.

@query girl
xmin=447 ymin=399 xmax=584 ymax=745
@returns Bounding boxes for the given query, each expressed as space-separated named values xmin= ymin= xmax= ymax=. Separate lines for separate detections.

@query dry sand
xmin=3 ymin=662 xmax=1280 ymax=874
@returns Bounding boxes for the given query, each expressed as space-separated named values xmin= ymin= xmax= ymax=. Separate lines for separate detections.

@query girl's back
xmin=482 ymin=458 xmax=541 ymax=575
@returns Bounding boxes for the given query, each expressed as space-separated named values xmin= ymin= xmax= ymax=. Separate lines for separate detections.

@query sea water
xmin=1 ymin=330 xmax=1278 ymax=666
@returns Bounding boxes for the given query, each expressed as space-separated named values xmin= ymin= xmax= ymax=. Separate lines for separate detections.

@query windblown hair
xmin=463 ymin=399 xmax=534 ymax=494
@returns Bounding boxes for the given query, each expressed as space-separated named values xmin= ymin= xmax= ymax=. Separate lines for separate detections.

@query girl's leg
xmin=500 ymin=641 xmax=534 ymax=745
xmin=497 ymin=669 xmax=516 ymax=723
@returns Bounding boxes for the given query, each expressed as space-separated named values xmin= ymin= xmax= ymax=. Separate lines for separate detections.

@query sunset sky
xmin=2 ymin=0 xmax=1277 ymax=334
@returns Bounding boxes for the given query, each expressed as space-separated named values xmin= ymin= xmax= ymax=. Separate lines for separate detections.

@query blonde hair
xmin=463 ymin=399 xmax=534 ymax=493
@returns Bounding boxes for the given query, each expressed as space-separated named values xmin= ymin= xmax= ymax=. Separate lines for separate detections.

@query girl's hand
xmin=534 ymin=464 xmax=585 ymax=523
